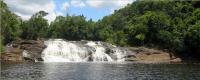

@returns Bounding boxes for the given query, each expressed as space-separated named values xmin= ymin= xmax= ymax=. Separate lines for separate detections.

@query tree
xmin=21 ymin=11 xmax=49 ymax=40
xmin=0 ymin=35 xmax=4 ymax=53
xmin=98 ymin=26 xmax=115 ymax=44
xmin=184 ymin=21 xmax=200 ymax=57
xmin=130 ymin=11 xmax=170 ymax=46
xmin=1 ymin=0 xmax=200 ymax=58
xmin=0 ymin=1 xmax=21 ymax=44
xmin=47 ymin=16 xmax=66 ymax=38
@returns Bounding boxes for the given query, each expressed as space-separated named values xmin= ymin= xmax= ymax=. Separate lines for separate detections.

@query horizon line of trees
xmin=1 ymin=0 xmax=200 ymax=58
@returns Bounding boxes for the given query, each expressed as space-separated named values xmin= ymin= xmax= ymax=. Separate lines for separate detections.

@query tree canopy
xmin=1 ymin=0 xmax=200 ymax=58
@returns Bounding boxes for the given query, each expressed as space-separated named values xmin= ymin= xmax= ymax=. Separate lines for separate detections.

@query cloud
xmin=114 ymin=0 xmax=134 ymax=8
xmin=85 ymin=0 xmax=104 ymax=8
xmin=110 ymin=0 xmax=134 ymax=13
xmin=4 ymin=0 xmax=56 ymax=23
xmin=85 ymin=0 xmax=134 ymax=13
xmin=61 ymin=2 xmax=70 ymax=11
xmin=56 ymin=11 xmax=64 ymax=16
xmin=86 ymin=0 xmax=134 ymax=8
xmin=4 ymin=0 xmax=135 ymax=22
xmin=71 ymin=0 xmax=85 ymax=8
xmin=14 ymin=12 xmax=31 ymax=20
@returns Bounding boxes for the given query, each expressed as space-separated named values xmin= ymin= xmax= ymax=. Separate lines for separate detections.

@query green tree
xmin=0 ymin=1 xmax=21 ymax=44
xmin=0 ymin=36 xmax=4 ymax=53
xmin=184 ymin=21 xmax=200 ymax=57
xmin=21 ymin=11 xmax=49 ymax=40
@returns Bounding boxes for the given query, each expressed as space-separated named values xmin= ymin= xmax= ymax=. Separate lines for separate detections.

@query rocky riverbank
xmin=1 ymin=40 xmax=46 ymax=62
xmin=126 ymin=47 xmax=182 ymax=63
xmin=1 ymin=39 xmax=182 ymax=63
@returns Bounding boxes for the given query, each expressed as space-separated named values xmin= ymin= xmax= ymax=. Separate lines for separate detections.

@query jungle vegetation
xmin=1 ymin=0 xmax=200 ymax=58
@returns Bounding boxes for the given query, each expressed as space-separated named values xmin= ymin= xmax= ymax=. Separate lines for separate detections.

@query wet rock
xmin=105 ymin=48 xmax=113 ymax=54
xmin=1 ymin=46 xmax=23 ymax=62
xmin=1 ymin=39 xmax=181 ymax=63
xmin=126 ymin=47 xmax=178 ymax=63
xmin=1 ymin=40 xmax=46 ymax=62
xmin=125 ymin=49 xmax=136 ymax=57
xmin=1 ymin=53 xmax=23 ymax=62
xmin=170 ymin=58 xmax=182 ymax=63
xmin=5 ymin=46 xmax=22 ymax=54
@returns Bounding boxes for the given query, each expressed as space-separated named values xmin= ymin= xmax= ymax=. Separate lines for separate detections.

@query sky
xmin=4 ymin=0 xmax=135 ymax=23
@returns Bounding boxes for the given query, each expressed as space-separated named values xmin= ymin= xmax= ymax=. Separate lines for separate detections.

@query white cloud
xmin=4 ymin=0 xmax=57 ymax=23
xmin=86 ymin=0 xmax=104 ymax=8
xmin=71 ymin=0 xmax=85 ymax=8
xmin=56 ymin=11 xmax=64 ymax=16
xmin=14 ymin=12 xmax=31 ymax=20
xmin=114 ymin=0 xmax=134 ymax=8
xmin=4 ymin=0 xmax=135 ymax=22
xmin=85 ymin=0 xmax=134 ymax=13
xmin=62 ymin=2 xmax=70 ymax=11
xmin=110 ymin=0 xmax=134 ymax=13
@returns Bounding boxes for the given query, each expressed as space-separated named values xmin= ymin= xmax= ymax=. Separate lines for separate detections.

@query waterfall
xmin=42 ymin=39 xmax=127 ymax=62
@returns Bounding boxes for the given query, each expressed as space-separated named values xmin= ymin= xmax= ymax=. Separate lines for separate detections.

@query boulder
xmin=1 ymin=53 xmax=23 ymax=62
xmin=126 ymin=47 xmax=177 ymax=63
xmin=1 ymin=40 xmax=46 ymax=62
xmin=170 ymin=58 xmax=182 ymax=63
xmin=1 ymin=46 xmax=23 ymax=62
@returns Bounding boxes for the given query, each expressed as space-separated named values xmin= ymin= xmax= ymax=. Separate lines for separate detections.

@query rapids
xmin=41 ymin=39 xmax=128 ymax=62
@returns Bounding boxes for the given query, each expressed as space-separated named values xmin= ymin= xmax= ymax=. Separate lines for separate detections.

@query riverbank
xmin=126 ymin=47 xmax=182 ymax=63
xmin=1 ymin=39 xmax=46 ymax=62
xmin=1 ymin=39 xmax=199 ymax=63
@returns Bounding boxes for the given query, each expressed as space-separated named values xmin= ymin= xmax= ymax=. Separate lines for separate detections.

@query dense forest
xmin=0 ymin=0 xmax=200 ymax=58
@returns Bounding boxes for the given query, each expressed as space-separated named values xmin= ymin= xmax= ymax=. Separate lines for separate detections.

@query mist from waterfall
xmin=42 ymin=39 xmax=127 ymax=62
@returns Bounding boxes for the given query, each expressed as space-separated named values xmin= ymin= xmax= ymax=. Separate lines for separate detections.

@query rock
xmin=1 ymin=40 xmax=46 ymax=62
xmin=134 ymin=52 xmax=171 ymax=63
xmin=105 ymin=48 xmax=113 ymax=54
xmin=18 ymin=40 xmax=46 ymax=61
xmin=170 ymin=58 xmax=182 ymax=63
xmin=1 ymin=53 xmax=23 ymax=62
xmin=5 ymin=46 xmax=22 ymax=54
xmin=127 ymin=47 xmax=177 ymax=63
xmin=1 ymin=46 xmax=23 ymax=62
xmin=124 ymin=50 xmax=136 ymax=61
xmin=125 ymin=57 xmax=137 ymax=61
xmin=125 ymin=50 xmax=136 ymax=57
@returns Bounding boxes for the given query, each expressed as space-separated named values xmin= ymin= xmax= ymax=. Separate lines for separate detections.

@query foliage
xmin=1 ymin=0 xmax=200 ymax=57
xmin=20 ymin=11 xmax=49 ymax=40
xmin=184 ymin=21 xmax=200 ymax=56
xmin=47 ymin=15 xmax=96 ymax=40
xmin=0 ymin=1 xmax=21 ymax=44
xmin=0 ymin=36 xmax=4 ymax=53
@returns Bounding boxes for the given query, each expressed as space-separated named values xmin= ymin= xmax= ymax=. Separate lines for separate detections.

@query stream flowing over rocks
xmin=1 ymin=39 xmax=177 ymax=63
xmin=42 ymin=39 xmax=133 ymax=62
xmin=1 ymin=39 xmax=136 ymax=62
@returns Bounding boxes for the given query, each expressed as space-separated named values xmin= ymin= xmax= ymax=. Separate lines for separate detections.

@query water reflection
xmin=1 ymin=62 xmax=200 ymax=80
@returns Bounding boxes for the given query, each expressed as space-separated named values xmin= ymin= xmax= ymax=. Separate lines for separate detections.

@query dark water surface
xmin=1 ymin=62 xmax=200 ymax=80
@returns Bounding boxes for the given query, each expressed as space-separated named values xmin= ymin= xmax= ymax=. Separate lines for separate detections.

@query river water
xmin=1 ymin=62 xmax=200 ymax=80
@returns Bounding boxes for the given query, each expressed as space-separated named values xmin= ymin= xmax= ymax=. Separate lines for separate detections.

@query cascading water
xmin=42 ymin=39 xmax=128 ymax=62
xmin=85 ymin=41 xmax=114 ymax=62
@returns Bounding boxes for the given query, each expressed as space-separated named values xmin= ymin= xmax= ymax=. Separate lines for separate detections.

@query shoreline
xmin=1 ymin=39 xmax=199 ymax=63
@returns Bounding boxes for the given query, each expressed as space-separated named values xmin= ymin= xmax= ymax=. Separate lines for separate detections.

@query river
xmin=1 ymin=62 xmax=200 ymax=80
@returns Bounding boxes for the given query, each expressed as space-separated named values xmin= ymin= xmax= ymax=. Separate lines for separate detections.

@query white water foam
xmin=42 ymin=39 xmax=127 ymax=62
